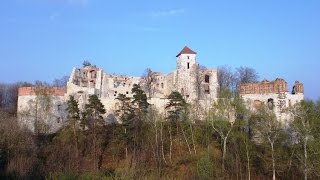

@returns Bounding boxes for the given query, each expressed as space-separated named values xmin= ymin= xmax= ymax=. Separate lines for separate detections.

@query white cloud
xmin=151 ymin=8 xmax=185 ymax=17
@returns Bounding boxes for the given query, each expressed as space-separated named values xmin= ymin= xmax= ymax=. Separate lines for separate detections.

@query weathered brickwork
xmin=240 ymin=78 xmax=288 ymax=94
xmin=18 ymin=87 xmax=66 ymax=96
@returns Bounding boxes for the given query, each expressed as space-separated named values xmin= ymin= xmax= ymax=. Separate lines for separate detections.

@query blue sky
xmin=0 ymin=0 xmax=319 ymax=100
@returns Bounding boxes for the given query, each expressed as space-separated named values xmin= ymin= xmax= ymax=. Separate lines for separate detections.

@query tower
xmin=175 ymin=46 xmax=197 ymax=99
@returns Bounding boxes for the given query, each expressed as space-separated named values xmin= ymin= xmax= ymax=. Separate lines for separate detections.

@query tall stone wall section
xmin=17 ymin=87 xmax=67 ymax=133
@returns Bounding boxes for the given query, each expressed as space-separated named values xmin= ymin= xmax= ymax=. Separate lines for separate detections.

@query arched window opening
xmin=268 ymin=98 xmax=274 ymax=110
xmin=90 ymin=70 xmax=97 ymax=79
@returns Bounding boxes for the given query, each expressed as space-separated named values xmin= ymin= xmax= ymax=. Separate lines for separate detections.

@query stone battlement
xmin=18 ymin=87 xmax=66 ymax=96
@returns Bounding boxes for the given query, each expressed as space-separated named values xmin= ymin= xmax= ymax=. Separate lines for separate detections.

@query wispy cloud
xmin=51 ymin=0 xmax=89 ymax=6
xmin=133 ymin=25 xmax=161 ymax=32
xmin=49 ymin=12 xmax=60 ymax=21
xmin=66 ymin=0 xmax=89 ymax=6
xmin=150 ymin=8 xmax=185 ymax=17
xmin=117 ymin=24 xmax=161 ymax=32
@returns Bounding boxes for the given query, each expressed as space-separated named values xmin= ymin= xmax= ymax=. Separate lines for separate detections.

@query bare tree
xmin=217 ymin=66 xmax=237 ymax=95
xmin=218 ymin=66 xmax=259 ymax=95
xmin=52 ymin=76 xmax=69 ymax=87
xmin=0 ymin=83 xmax=21 ymax=113
xmin=290 ymin=100 xmax=318 ymax=180
xmin=0 ymin=111 xmax=37 ymax=179
xmin=250 ymin=106 xmax=284 ymax=180
xmin=141 ymin=68 xmax=157 ymax=98
xmin=236 ymin=66 xmax=259 ymax=84
xmin=209 ymin=90 xmax=236 ymax=172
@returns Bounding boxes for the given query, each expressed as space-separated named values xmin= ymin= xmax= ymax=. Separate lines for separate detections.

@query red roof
xmin=176 ymin=46 xmax=197 ymax=57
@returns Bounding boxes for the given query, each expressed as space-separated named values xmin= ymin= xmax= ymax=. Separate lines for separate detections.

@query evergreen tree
xmin=65 ymin=95 xmax=81 ymax=170
xmin=83 ymin=94 xmax=106 ymax=171
xmin=130 ymin=84 xmax=150 ymax=166
xmin=66 ymin=95 xmax=80 ymax=123
xmin=83 ymin=95 xmax=106 ymax=128
xmin=115 ymin=93 xmax=134 ymax=159
xmin=131 ymin=84 xmax=149 ymax=117
xmin=165 ymin=91 xmax=188 ymax=161
xmin=166 ymin=91 xmax=187 ymax=123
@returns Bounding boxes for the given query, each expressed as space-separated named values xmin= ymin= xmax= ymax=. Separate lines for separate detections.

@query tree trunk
xmin=160 ymin=122 xmax=167 ymax=164
xmin=245 ymin=141 xmax=251 ymax=180
xmin=154 ymin=120 xmax=160 ymax=173
xmin=304 ymin=137 xmax=308 ymax=180
xmin=222 ymin=137 xmax=227 ymax=172
xmin=93 ymin=122 xmax=97 ymax=171
xmin=180 ymin=122 xmax=192 ymax=155
xmin=169 ymin=126 xmax=173 ymax=163
xmin=270 ymin=141 xmax=276 ymax=180
xmin=190 ymin=123 xmax=197 ymax=155
xmin=73 ymin=121 xmax=79 ymax=172
xmin=125 ymin=127 xmax=128 ymax=159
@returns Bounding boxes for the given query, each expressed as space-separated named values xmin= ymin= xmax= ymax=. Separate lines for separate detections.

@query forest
xmin=0 ymin=67 xmax=320 ymax=180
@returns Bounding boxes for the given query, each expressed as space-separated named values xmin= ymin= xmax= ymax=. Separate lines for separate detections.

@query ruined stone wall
xmin=17 ymin=87 xmax=67 ymax=133
xmin=200 ymin=68 xmax=218 ymax=101
xmin=240 ymin=79 xmax=304 ymax=123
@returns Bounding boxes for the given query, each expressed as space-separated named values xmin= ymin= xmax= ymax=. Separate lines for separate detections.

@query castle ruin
xmin=17 ymin=46 xmax=304 ymax=133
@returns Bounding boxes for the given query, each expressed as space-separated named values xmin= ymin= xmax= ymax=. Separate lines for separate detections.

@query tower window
xmin=187 ymin=62 xmax=190 ymax=69
xmin=187 ymin=56 xmax=190 ymax=59
xmin=205 ymin=75 xmax=210 ymax=83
